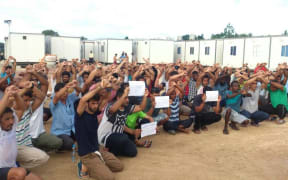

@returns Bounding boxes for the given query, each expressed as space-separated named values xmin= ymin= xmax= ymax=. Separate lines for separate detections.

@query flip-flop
xmin=137 ymin=140 xmax=152 ymax=148
xmin=77 ymin=161 xmax=89 ymax=179
xmin=201 ymin=126 xmax=208 ymax=131
xmin=276 ymin=119 xmax=286 ymax=125
xmin=192 ymin=129 xmax=201 ymax=134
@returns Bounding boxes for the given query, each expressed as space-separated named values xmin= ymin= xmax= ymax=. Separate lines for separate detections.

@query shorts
xmin=0 ymin=168 xmax=11 ymax=180
xmin=153 ymin=113 xmax=168 ymax=123
xmin=222 ymin=108 xmax=248 ymax=124
xmin=0 ymin=167 xmax=30 ymax=180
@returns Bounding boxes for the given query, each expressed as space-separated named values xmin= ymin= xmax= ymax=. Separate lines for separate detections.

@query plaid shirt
xmin=188 ymin=79 xmax=197 ymax=102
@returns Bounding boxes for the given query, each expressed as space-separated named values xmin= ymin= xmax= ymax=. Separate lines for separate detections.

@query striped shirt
xmin=168 ymin=96 xmax=180 ymax=122
xmin=188 ymin=79 xmax=197 ymax=102
xmin=16 ymin=107 xmax=33 ymax=146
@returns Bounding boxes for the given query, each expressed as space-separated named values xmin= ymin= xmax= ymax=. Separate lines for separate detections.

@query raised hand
xmin=202 ymin=93 xmax=207 ymax=102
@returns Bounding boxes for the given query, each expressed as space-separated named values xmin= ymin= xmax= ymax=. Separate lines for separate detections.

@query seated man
xmin=126 ymin=110 xmax=154 ymax=148
xmin=222 ymin=81 xmax=249 ymax=135
xmin=24 ymin=69 xmax=63 ymax=152
xmin=240 ymin=77 xmax=269 ymax=126
xmin=144 ymin=87 xmax=169 ymax=127
xmin=98 ymin=87 xmax=147 ymax=157
xmin=75 ymin=80 xmax=123 ymax=180
xmin=259 ymin=80 xmax=288 ymax=124
xmin=193 ymin=87 xmax=222 ymax=134
xmin=0 ymin=86 xmax=42 ymax=180
xmin=163 ymin=82 xmax=194 ymax=135
xmin=50 ymin=81 xmax=80 ymax=150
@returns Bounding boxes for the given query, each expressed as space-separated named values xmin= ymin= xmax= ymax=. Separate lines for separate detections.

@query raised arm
xmin=133 ymin=89 xmax=149 ymax=113
xmin=109 ymin=87 xmax=129 ymax=114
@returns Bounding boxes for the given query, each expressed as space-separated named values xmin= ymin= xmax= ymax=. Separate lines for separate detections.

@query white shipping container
xmin=244 ymin=37 xmax=270 ymax=69
xmin=174 ymin=41 xmax=185 ymax=62
xmin=199 ymin=40 xmax=216 ymax=66
xmin=5 ymin=33 xmax=45 ymax=63
xmin=135 ymin=40 xmax=174 ymax=64
xmin=269 ymin=36 xmax=288 ymax=70
xmin=50 ymin=36 xmax=81 ymax=60
xmin=222 ymin=39 xmax=245 ymax=68
xmin=185 ymin=41 xmax=200 ymax=62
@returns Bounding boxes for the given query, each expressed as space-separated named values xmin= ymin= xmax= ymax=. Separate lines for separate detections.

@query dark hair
xmin=23 ymin=90 xmax=33 ymax=98
xmin=116 ymin=89 xmax=125 ymax=99
xmin=88 ymin=94 xmax=100 ymax=102
xmin=54 ymin=83 xmax=66 ymax=93
xmin=136 ymin=75 xmax=145 ymax=81
xmin=151 ymin=87 xmax=160 ymax=94
xmin=169 ymin=71 xmax=178 ymax=76
xmin=0 ymin=107 xmax=13 ymax=118
xmin=192 ymin=71 xmax=198 ymax=75
xmin=82 ymin=71 xmax=90 ymax=78
xmin=61 ymin=71 xmax=71 ymax=77
xmin=203 ymin=86 xmax=213 ymax=94
xmin=231 ymin=80 xmax=239 ymax=87
xmin=202 ymin=75 xmax=210 ymax=82
xmin=5 ymin=65 xmax=12 ymax=70
xmin=112 ymin=73 xmax=119 ymax=79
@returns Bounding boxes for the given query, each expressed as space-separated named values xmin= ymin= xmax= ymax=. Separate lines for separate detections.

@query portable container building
xmin=5 ymin=32 xmax=45 ymax=64
xmin=49 ymin=36 xmax=81 ymax=60
xmin=222 ymin=38 xmax=245 ymax=68
xmin=269 ymin=36 xmax=288 ymax=70
xmin=184 ymin=41 xmax=200 ymax=62
xmin=135 ymin=40 xmax=174 ymax=64
xmin=199 ymin=40 xmax=217 ymax=66
xmin=174 ymin=41 xmax=186 ymax=62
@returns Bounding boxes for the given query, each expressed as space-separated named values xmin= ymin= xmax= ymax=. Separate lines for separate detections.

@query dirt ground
xmin=31 ymin=118 xmax=288 ymax=180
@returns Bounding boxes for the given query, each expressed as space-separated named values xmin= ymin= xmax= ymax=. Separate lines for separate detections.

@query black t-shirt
xmin=75 ymin=104 xmax=101 ymax=157
xmin=193 ymin=94 xmax=216 ymax=113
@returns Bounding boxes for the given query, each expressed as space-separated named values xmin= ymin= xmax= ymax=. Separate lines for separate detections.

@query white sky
xmin=0 ymin=0 xmax=288 ymax=42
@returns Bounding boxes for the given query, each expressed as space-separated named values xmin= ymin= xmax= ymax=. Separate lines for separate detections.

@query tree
xmin=224 ymin=23 xmax=235 ymax=38
xmin=182 ymin=34 xmax=190 ymax=40
xmin=124 ymin=36 xmax=129 ymax=39
xmin=195 ymin=34 xmax=204 ymax=40
xmin=284 ymin=30 xmax=288 ymax=36
xmin=80 ymin=36 xmax=88 ymax=41
xmin=41 ymin=30 xmax=59 ymax=36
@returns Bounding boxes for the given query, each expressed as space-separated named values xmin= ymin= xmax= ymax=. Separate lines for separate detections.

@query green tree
xmin=41 ymin=30 xmax=59 ymax=36
xmin=182 ymin=34 xmax=190 ymax=40
xmin=124 ymin=36 xmax=129 ymax=39
xmin=195 ymin=34 xmax=204 ymax=40
xmin=224 ymin=23 xmax=235 ymax=38
xmin=284 ymin=30 xmax=288 ymax=36
xmin=80 ymin=36 xmax=88 ymax=41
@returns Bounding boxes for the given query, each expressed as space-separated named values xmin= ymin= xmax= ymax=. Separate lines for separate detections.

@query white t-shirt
xmin=30 ymin=103 xmax=45 ymax=139
xmin=0 ymin=112 xmax=18 ymax=168
xmin=242 ymin=85 xmax=261 ymax=113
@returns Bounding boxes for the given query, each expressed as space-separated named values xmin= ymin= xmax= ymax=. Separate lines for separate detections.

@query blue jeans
xmin=240 ymin=110 xmax=269 ymax=124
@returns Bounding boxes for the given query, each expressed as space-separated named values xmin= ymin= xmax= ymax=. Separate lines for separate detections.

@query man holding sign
xmin=193 ymin=87 xmax=222 ymax=134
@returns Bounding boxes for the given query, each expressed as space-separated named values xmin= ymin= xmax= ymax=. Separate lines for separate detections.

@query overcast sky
xmin=0 ymin=0 xmax=288 ymax=42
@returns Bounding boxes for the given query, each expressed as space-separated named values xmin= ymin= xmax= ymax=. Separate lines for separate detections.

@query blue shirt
xmin=225 ymin=90 xmax=242 ymax=112
xmin=50 ymin=93 xmax=78 ymax=136
xmin=214 ymin=83 xmax=228 ymax=100
xmin=1 ymin=72 xmax=15 ymax=85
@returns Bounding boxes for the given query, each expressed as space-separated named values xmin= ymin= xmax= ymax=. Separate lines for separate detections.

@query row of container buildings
xmin=3 ymin=32 xmax=288 ymax=69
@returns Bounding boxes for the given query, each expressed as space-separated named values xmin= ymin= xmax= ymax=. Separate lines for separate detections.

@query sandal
xmin=137 ymin=140 xmax=152 ymax=148
xmin=77 ymin=161 xmax=89 ymax=179
xmin=276 ymin=119 xmax=286 ymax=125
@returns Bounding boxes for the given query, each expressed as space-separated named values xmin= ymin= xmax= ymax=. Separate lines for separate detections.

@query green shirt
xmin=267 ymin=84 xmax=288 ymax=110
xmin=126 ymin=111 xmax=147 ymax=129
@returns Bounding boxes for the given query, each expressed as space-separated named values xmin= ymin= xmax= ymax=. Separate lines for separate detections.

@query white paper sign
xmin=141 ymin=122 xmax=157 ymax=138
xmin=128 ymin=81 xmax=145 ymax=96
xmin=205 ymin=91 xmax=219 ymax=102
xmin=155 ymin=96 xmax=169 ymax=108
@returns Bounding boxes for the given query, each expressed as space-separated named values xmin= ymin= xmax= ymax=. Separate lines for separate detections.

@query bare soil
xmin=32 ymin=119 xmax=288 ymax=180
